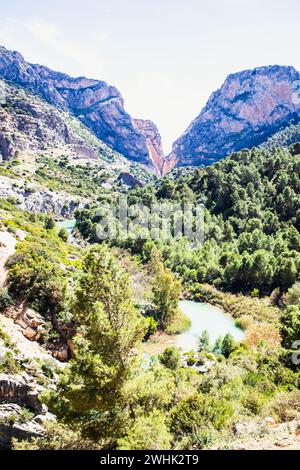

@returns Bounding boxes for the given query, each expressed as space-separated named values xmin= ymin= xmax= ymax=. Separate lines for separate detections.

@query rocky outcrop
xmin=0 ymin=79 xmax=122 ymax=165
xmin=0 ymin=46 xmax=166 ymax=173
xmin=230 ymin=417 xmax=300 ymax=450
xmin=171 ymin=65 xmax=300 ymax=167
xmin=117 ymin=172 xmax=144 ymax=188
xmin=133 ymin=119 xmax=165 ymax=175
xmin=0 ymin=82 xmax=71 ymax=161
xmin=5 ymin=301 xmax=45 ymax=342
xmin=0 ymin=318 xmax=61 ymax=448
xmin=0 ymin=403 xmax=44 ymax=449
xmin=0 ymin=373 xmax=44 ymax=413
xmin=0 ymin=175 xmax=86 ymax=216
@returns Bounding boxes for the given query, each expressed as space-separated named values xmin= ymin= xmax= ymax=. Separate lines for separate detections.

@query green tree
xmin=198 ymin=330 xmax=211 ymax=353
xmin=275 ymin=256 xmax=298 ymax=291
xmin=221 ymin=333 xmax=236 ymax=358
xmin=280 ymin=305 xmax=300 ymax=349
xmin=150 ymin=249 xmax=182 ymax=329
xmin=46 ymin=245 xmax=146 ymax=442
xmin=44 ymin=216 xmax=55 ymax=230
xmin=213 ymin=336 xmax=223 ymax=355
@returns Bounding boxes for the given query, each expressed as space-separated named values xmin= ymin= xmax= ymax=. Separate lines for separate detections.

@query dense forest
xmin=1 ymin=142 xmax=300 ymax=450
xmin=76 ymin=143 xmax=300 ymax=294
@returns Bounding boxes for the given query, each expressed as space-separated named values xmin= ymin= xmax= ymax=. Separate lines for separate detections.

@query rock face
xmin=0 ymin=46 xmax=165 ymax=173
xmin=117 ymin=172 xmax=144 ymax=189
xmin=0 ymin=319 xmax=62 ymax=449
xmin=133 ymin=119 xmax=165 ymax=174
xmin=0 ymin=82 xmax=72 ymax=161
xmin=0 ymin=175 xmax=86 ymax=216
xmin=171 ymin=65 xmax=300 ymax=167
xmin=0 ymin=403 xmax=44 ymax=448
xmin=0 ymin=373 xmax=43 ymax=413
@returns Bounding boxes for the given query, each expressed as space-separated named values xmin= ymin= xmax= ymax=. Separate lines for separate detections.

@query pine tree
xmin=46 ymin=245 xmax=146 ymax=442
xmin=149 ymin=248 xmax=182 ymax=329
xmin=221 ymin=333 xmax=236 ymax=358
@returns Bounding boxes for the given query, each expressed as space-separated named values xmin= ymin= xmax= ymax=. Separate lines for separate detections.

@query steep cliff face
xmin=171 ymin=65 xmax=300 ymax=167
xmin=0 ymin=46 xmax=165 ymax=173
xmin=2 ymin=46 xmax=300 ymax=174
xmin=132 ymin=119 xmax=165 ymax=175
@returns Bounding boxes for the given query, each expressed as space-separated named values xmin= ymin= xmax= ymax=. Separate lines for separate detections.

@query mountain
xmin=169 ymin=65 xmax=300 ymax=167
xmin=1 ymin=46 xmax=300 ymax=175
xmin=0 ymin=46 xmax=165 ymax=174
xmin=0 ymin=80 xmax=157 ymax=215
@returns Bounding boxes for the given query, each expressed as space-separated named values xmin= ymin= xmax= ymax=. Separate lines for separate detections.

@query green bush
xmin=170 ymin=392 xmax=233 ymax=437
xmin=159 ymin=347 xmax=182 ymax=371
xmin=0 ymin=288 xmax=13 ymax=311
xmin=58 ymin=227 xmax=68 ymax=242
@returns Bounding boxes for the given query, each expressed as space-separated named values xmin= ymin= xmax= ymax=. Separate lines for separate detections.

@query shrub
xmin=170 ymin=392 xmax=233 ymax=437
xmin=263 ymin=390 xmax=300 ymax=422
xmin=159 ymin=347 xmax=182 ymax=371
xmin=0 ymin=352 xmax=20 ymax=374
xmin=280 ymin=305 xmax=300 ymax=349
xmin=145 ymin=316 xmax=158 ymax=339
xmin=44 ymin=216 xmax=55 ymax=230
xmin=0 ymin=288 xmax=13 ymax=311
xmin=13 ymin=422 xmax=103 ymax=450
xmin=241 ymin=389 xmax=266 ymax=415
xmin=58 ymin=227 xmax=68 ymax=242
xmin=283 ymin=282 xmax=300 ymax=306
xmin=118 ymin=411 xmax=171 ymax=450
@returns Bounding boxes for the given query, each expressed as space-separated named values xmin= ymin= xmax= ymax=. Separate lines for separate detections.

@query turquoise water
xmin=176 ymin=300 xmax=245 ymax=352
xmin=56 ymin=219 xmax=76 ymax=240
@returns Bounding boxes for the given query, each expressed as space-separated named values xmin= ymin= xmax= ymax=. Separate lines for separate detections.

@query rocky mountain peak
xmin=170 ymin=64 xmax=300 ymax=167
xmin=0 ymin=46 xmax=165 ymax=174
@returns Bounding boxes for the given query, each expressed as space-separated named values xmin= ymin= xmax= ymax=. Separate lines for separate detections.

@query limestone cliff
xmin=171 ymin=65 xmax=300 ymax=167
xmin=0 ymin=46 xmax=165 ymax=173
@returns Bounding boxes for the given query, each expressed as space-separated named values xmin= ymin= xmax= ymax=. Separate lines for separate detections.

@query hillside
xmin=0 ymin=46 xmax=300 ymax=454
xmin=0 ymin=80 xmax=156 ymax=214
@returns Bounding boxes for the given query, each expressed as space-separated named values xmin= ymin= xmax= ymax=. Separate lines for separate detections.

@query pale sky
xmin=0 ymin=0 xmax=299 ymax=153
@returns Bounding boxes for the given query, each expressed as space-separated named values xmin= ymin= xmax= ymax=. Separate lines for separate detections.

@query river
xmin=143 ymin=300 xmax=245 ymax=355
xmin=56 ymin=220 xmax=245 ymax=355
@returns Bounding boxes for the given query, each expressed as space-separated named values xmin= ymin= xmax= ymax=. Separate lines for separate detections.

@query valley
xmin=0 ymin=45 xmax=299 ymax=452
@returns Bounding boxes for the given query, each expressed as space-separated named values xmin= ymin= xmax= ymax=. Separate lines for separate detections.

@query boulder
xmin=33 ymin=412 xmax=56 ymax=426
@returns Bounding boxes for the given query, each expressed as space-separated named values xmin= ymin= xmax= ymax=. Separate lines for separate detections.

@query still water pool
xmin=176 ymin=300 xmax=245 ymax=351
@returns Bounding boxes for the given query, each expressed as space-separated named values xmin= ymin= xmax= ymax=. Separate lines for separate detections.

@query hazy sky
xmin=0 ymin=0 xmax=299 ymax=152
